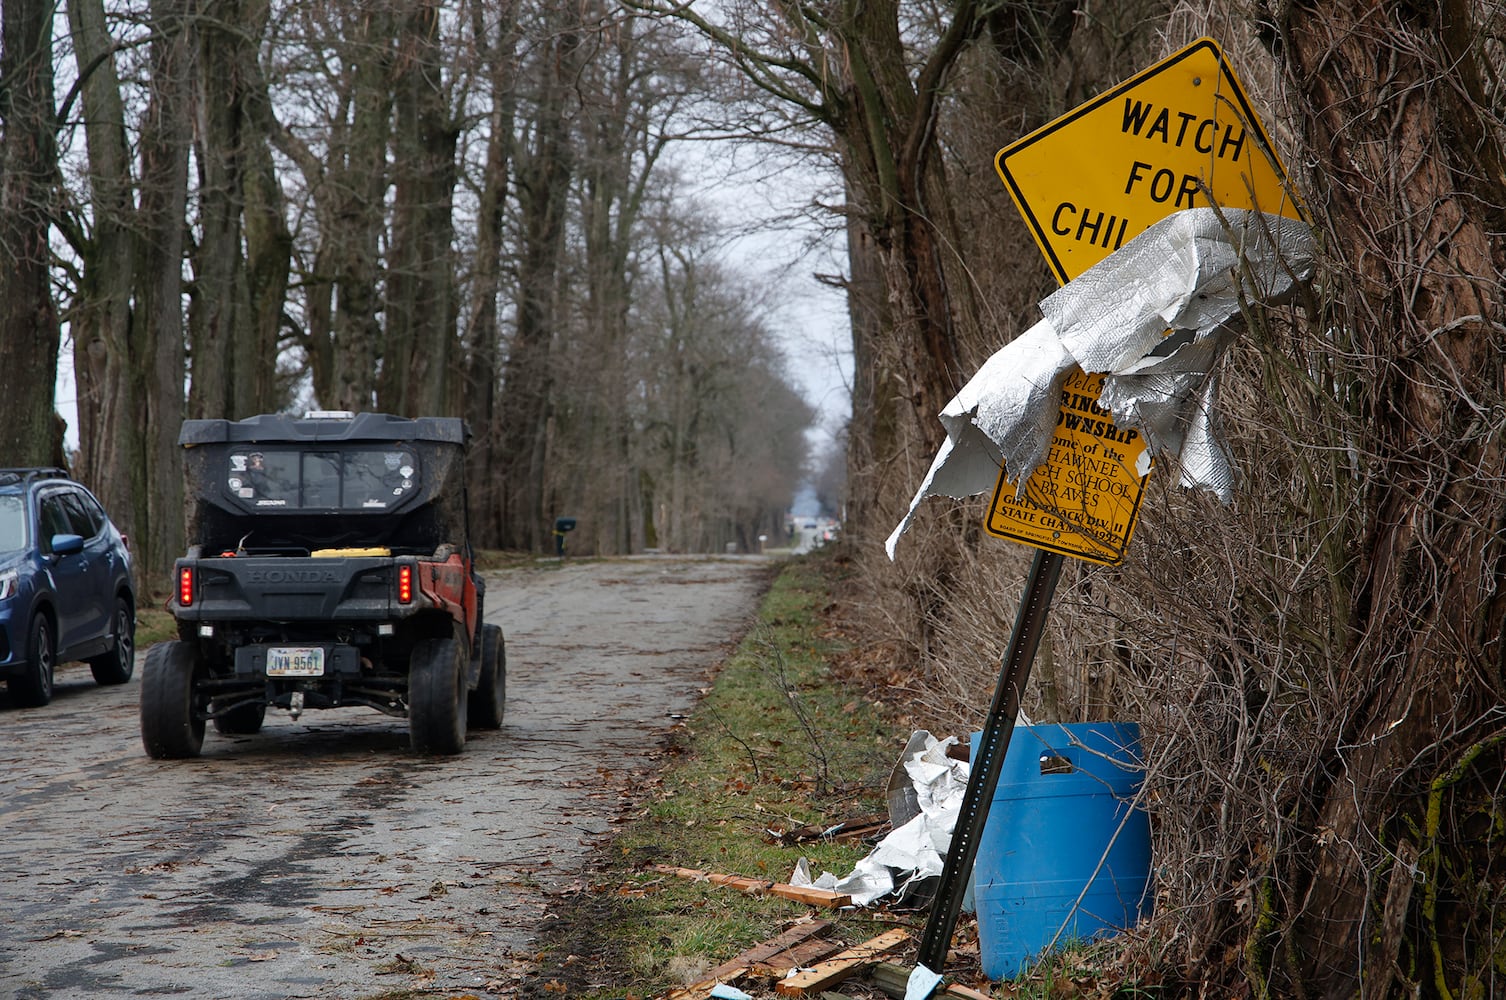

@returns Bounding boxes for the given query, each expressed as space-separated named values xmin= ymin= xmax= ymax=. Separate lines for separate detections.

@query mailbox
xmin=553 ymin=517 xmax=577 ymax=556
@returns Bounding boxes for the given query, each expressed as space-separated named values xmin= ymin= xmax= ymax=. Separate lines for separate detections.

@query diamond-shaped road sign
xmin=988 ymin=37 xmax=1303 ymax=565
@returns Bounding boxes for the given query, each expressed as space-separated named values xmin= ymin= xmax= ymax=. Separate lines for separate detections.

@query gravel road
xmin=0 ymin=554 xmax=771 ymax=999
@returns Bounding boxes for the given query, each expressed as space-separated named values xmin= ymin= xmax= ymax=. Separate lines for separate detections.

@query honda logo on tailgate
xmin=247 ymin=568 xmax=341 ymax=584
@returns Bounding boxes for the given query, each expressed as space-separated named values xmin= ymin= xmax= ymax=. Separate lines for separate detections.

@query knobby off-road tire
xmin=140 ymin=640 xmax=206 ymax=759
xmin=409 ymin=635 xmax=467 ymax=755
xmin=468 ymin=623 xmax=506 ymax=730
xmin=88 ymin=596 xmax=136 ymax=685
xmin=10 ymin=614 xmax=56 ymax=707
xmin=213 ymin=700 xmax=267 ymax=735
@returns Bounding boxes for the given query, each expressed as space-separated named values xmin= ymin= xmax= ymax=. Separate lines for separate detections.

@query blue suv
xmin=0 ymin=468 xmax=136 ymax=706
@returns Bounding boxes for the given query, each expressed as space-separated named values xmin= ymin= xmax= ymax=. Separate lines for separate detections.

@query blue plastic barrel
xmin=969 ymin=722 xmax=1151 ymax=979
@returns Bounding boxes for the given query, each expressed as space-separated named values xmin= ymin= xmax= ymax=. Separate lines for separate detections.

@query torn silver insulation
xmin=887 ymin=207 xmax=1314 ymax=558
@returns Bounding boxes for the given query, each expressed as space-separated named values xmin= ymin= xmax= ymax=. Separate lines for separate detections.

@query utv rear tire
xmin=213 ymin=700 xmax=267 ymax=735
xmin=88 ymin=596 xmax=136 ymax=685
xmin=409 ymin=635 xmax=467 ymax=755
xmin=468 ymin=624 xmax=506 ymax=729
xmin=141 ymin=641 xmax=206 ymax=759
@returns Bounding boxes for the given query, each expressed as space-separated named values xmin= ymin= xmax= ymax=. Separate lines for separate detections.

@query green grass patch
xmin=135 ymin=601 xmax=177 ymax=647
xmin=524 ymin=557 xmax=913 ymax=998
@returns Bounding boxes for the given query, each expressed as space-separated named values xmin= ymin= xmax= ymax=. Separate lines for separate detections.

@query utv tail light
xmin=178 ymin=566 xmax=194 ymax=607
xmin=397 ymin=564 xmax=413 ymax=604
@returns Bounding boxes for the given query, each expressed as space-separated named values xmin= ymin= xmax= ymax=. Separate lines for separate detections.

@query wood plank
xmin=648 ymin=864 xmax=853 ymax=908
xmin=772 ymin=929 xmax=911 ymax=996
xmin=749 ymin=936 xmax=842 ymax=973
xmin=660 ymin=920 xmax=834 ymax=1000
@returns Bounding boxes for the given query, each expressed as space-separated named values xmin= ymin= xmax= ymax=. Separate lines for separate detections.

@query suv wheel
xmin=140 ymin=641 xmax=206 ymax=759
xmin=10 ymin=614 xmax=56 ymax=707
xmin=468 ymin=623 xmax=506 ymax=730
xmin=88 ymin=596 xmax=136 ymax=685
xmin=409 ymin=634 xmax=467 ymax=755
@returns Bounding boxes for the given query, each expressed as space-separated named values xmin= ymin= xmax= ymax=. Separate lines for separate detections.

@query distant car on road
xmin=0 ymin=468 xmax=137 ymax=707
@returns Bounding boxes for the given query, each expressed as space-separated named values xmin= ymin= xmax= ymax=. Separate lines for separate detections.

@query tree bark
xmin=66 ymin=0 xmax=137 ymax=506
xmin=1272 ymin=4 xmax=1506 ymax=995
xmin=239 ymin=0 xmax=292 ymax=414
xmin=459 ymin=0 xmax=521 ymax=549
xmin=133 ymin=0 xmax=194 ymax=589
xmin=188 ymin=0 xmax=249 ymax=419
xmin=496 ymin=12 xmax=579 ymax=551
xmin=0 ymin=0 xmax=63 ymax=466
xmin=381 ymin=0 xmax=459 ymax=418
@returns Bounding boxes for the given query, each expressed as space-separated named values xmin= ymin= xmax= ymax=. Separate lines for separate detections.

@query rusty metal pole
xmin=914 ymin=548 xmax=1065 ymax=987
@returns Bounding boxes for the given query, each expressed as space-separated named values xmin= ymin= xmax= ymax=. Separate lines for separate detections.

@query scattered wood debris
xmin=772 ymin=928 xmax=910 ymax=996
xmin=648 ymin=864 xmax=852 ymax=909
xmin=661 ymin=919 xmax=838 ymax=1000
xmin=762 ymin=815 xmax=890 ymax=847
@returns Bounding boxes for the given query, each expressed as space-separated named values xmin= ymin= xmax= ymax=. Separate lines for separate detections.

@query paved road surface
xmin=0 ymin=555 xmax=770 ymax=999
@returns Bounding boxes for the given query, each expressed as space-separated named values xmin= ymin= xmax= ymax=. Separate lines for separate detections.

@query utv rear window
xmin=226 ymin=449 xmax=418 ymax=510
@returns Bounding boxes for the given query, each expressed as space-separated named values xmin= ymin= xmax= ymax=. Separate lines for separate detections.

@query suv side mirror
xmin=50 ymin=533 xmax=85 ymax=556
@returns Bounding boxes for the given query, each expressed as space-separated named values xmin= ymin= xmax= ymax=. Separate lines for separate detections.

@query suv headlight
xmin=0 ymin=570 xmax=17 ymax=602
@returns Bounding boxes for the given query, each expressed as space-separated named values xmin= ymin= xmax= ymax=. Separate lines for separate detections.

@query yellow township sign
xmin=987 ymin=37 xmax=1301 ymax=565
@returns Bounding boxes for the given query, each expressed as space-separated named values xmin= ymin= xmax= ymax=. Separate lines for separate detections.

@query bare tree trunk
xmin=1268 ymin=6 xmax=1506 ymax=996
xmin=66 ymin=0 xmax=137 ymax=503
xmin=841 ymin=194 xmax=891 ymax=534
xmin=459 ymin=0 xmax=521 ymax=549
xmin=381 ymin=0 xmax=458 ymax=418
xmin=134 ymin=0 xmax=194 ymax=590
xmin=0 ymin=0 xmax=63 ymax=467
xmin=240 ymin=0 xmax=292 ymax=413
xmin=188 ymin=0 xmax=248 ymax=419
xmin=497 ymin=12 xmax=579 ymax=551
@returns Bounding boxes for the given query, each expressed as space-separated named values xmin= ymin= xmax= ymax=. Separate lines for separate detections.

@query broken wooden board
xmin=772 ymin=928 xmax=911 ymax=996
xmin=648 ymin=864 xmax=852 ymax=908
xmin=661 ymin=920 xmax=837 ymax=1000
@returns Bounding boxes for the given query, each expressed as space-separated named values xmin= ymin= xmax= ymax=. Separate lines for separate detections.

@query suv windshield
xmin=0 ymin=495 xmax=26 ymax=553
xmin=226 ymin=449 xmax=419 ymax=510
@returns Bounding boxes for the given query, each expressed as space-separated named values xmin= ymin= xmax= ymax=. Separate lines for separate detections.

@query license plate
xmin=266 ymin=646 xmax=325 ymax=676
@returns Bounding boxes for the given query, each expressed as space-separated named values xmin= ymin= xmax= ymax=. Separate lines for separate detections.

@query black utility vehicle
xmin=140 ymin=411 xmax=504 ymax=758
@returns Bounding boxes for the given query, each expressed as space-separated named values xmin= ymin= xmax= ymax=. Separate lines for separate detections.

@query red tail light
xmin=397 ymin=565 xmax=413 ymax=604
xmin=178 ymin=566 xmax=194 ymax=607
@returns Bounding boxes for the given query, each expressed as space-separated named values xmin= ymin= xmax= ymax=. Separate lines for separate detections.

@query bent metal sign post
xmin=986 ymin=36 xmax=1302 ymax=565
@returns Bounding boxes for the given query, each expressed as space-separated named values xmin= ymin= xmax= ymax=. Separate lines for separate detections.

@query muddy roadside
xmin=0 ymin=554 xmax=773 ymax=999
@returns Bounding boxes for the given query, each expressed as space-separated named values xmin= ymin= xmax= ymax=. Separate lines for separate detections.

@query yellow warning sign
xmin=984 ymin=371 xmax=1148 ymax=564
xmin=996 ymin=37 xmax=1304 ymax=283
xmin=985 ymin=37 xmax=1301 ymax=565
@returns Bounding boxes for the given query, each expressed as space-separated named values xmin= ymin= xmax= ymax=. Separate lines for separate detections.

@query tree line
xmin=0 ymin=0 xmax=813 ymax=582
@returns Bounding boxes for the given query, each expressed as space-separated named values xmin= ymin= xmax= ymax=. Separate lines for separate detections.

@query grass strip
xmin=522 ymin=557 xmax=909 ymax=998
